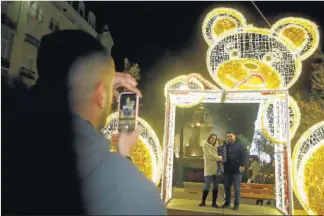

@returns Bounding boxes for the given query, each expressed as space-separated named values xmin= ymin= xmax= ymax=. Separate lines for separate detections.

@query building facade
xmin=1 ymin=1 xmax=114 ymax=87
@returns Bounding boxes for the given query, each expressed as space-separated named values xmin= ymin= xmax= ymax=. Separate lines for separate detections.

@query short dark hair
xmin=227 ymin=131 xmax=236 ymax=135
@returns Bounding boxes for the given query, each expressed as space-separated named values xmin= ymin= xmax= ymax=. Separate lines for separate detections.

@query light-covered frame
xmin=161 ymin=89 xmax=294 ymax=215
xmin=102 ymin=112 xmax=163 ymax=186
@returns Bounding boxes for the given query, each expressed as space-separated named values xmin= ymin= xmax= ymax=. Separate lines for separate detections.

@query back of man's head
xmin=37 ymin=30 xmax=107 ymax=90
xmin=3 ymin=30 xmax=112 ymax=215
xmin=36 ymin=30 xmax=114 ymax=128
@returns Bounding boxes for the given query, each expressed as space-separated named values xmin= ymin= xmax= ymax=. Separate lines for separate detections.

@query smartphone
xmin=118 ymin=92 xmax=139 ymax=133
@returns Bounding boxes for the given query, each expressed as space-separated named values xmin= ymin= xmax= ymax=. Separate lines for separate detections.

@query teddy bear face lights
xmin=202 ymin=8 xmax=319 ymax=90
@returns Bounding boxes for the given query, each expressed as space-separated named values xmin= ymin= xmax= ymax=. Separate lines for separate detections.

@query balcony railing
xmin=1 ymin=57 xmax=10 ymax=68
xmin=20 ymin=67 xmax=36 ymax=80
xmin=24 ymin=33 xmax=40 ymax=47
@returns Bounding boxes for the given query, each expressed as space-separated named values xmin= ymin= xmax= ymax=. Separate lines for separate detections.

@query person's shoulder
xmin=101 ymin=152 xmax=144 ymax=177
xmin=83 ymin=152 xmax=166 ymax=215
xmin=237 ymin=141 xmax=246 ymax=148
xmin=93 ymin=152 xmax=159 ymax=194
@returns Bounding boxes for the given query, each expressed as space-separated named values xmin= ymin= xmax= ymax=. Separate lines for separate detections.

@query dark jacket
xmin=224 ymin=141 xmax=248 ymax=174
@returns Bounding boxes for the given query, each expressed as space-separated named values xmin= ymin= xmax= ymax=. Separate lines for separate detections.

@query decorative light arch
xmin=162 ymin=79 xmax=292 ymax=215
xmin=161 ymin=6 xmax=320 ymax=216
xmin=101 ymin=112 xmax=163 ymax=186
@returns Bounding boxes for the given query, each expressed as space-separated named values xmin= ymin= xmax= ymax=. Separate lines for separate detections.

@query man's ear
xmin=95 ymin=81 xmax=107 ymax=109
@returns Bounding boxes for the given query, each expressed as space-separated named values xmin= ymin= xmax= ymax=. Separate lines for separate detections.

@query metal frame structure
xmin=161 ymin=89 xmax=293 ymax=215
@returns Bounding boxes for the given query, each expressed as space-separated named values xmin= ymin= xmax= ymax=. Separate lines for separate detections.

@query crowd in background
xmin=244 ymin=156 xmax=275 ymax=185
xmin=244 ymin=156 xmax=275 ymax=205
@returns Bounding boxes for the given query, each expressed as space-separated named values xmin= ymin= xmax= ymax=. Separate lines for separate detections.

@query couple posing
xmin=199 ymin=132 xmax=248 ymax=211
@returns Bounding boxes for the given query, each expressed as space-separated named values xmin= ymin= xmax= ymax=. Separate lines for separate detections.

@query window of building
xmin=49 ymin=18 xmax=60 ymax=31
xmin=1 ymin=26 xmax=13 ymax=61
xmin=49 ymin=18 xmax=54 ymax=31
xmin=88 ymin=11 xmax=96 ymax=29
xmin=28 ymin=2 xmax=44 ymax=23
xmin=78 ymin=1 xmax=85 ymax=18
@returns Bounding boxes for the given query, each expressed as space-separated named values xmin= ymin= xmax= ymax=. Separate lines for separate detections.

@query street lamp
xmin=192 ymin=105 xmax=210 ymax=128
xmin=185 ymin=105 xmax=211 ymax=158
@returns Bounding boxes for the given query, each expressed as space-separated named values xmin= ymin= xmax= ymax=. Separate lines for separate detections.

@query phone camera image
xmin=119 ymin=93 xmax=138 ymax=133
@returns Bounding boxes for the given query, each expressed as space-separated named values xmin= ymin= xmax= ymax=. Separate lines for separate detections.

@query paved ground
xmin=168 ymin=198 xmax=282 ymax=215
xmin=168 ymin=209 xmax=216 ymax=215
xmin=166 ymin=182 xmax=306 ymax=215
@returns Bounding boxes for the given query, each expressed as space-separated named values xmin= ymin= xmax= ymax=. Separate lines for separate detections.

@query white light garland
xmin=102 ymin=112 xmax=163 ymax=186
xmin=161 ymin=7 xmax=319 ymax=215
xmin=161 ymin=89 xmax=290 ymax=210
xmin=292 ymin=121 xmax=324 ymax=215
xmin=261 ymin=95 xmax=301 ymax=144
xmin=203 ymin=8 xmax=319 ymax=91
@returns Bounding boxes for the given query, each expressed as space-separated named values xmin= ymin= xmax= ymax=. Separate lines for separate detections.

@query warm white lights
xmin=203 ymin=8 xmax=319 ymax=91
xmin=161 ymin=89 xmax=291 ymax=211
xmin=101 ymin=112 xmax=163 ymax=186
xmin=292 ymin=121 xmax=324 ymax=215
xmin=261 ymin=95 xmax=301 ymax=144
xmin=161 ymin=7 xmax=319 ymax=215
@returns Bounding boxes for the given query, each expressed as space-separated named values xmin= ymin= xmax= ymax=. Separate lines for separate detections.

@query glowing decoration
xmin=161 ymin=88 xmax=292 ymax=214
xmin=164 ymin=74 xmax=207 ymax=108
xmin=202 ymin=8 xmax=247 ymax=46
xmin=292 ymin=121 xmax=324 ymax=215
xmin=203 ymin=8 xmax=319 ymax=90
xmin=272 ymin=18 xmax=320 ymax=61
xmin=101 ymin=112 xmax=163 ymax=186
xmin=160 ymin=7 xmax=319 ymax=215
xmin=261 ymin=95 xmax=301 ymax=143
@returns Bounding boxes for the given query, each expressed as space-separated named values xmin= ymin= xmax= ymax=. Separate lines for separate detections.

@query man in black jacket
xmin=222 ymin=132 xmax=248 ymax=211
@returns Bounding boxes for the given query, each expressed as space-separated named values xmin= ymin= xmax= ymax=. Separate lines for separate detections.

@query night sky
xmin=85 ymin=1 xmax=324 ymax=138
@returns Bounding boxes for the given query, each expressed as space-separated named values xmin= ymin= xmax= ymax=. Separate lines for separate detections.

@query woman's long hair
xmin=207 ymin=133 xmax=218 ymax=145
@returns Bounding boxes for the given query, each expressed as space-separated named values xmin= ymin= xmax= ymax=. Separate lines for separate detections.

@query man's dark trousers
xmin=224 ymin=173 xmax=242 ymax=206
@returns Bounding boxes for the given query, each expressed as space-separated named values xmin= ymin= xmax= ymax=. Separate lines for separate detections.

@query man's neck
xmin=73 ymin=107 xmax=98 ymax=130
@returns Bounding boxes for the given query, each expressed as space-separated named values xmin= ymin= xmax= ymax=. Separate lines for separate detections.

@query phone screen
xmin=118 ymin=92 xmax=139 ymax=133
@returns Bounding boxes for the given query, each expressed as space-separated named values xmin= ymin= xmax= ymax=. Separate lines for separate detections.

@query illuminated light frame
xmin=101 ymin=112 xmax=163 ymax=186
xmin=160 ymin=7 xmax=319 ymax=215
xmin=161 ymin=87 xmax=294 ymax=215
xmin=261 ymin=95 xmax=301 ymax=144
xmin=203 ymin=8 xmax=320 ymax=92
xmin=164 ymin=74 xmax=208 ymax=108
xmin=292 ymin=121 xmax=324 ymax=215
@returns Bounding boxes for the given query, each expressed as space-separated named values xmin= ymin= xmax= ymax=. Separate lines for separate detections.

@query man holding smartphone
xmin=3 ymin=30 xmax=166 ymax=215
xmin=222 ymin=132 xmax=248 ymax=211
xmin=64 ymin=31 xmax=166 ymax=215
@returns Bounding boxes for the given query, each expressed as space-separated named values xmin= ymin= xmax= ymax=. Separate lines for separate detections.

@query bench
xmin=182 ymin=182 xmax=275 ymax=201
xmin=231 ymin=183 xmax=275 ymax=200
